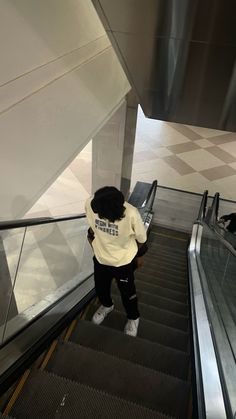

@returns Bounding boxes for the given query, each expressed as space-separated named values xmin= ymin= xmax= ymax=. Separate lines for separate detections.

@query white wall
xmin=0 ymin=0 xmax=130 ymax=219
xmin=92 ymin=100 xmax=127 ymax=192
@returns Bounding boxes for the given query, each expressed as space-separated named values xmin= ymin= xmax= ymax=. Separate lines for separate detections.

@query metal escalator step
xmin=112 ymin=287 xmax=188 ymax=315
xmin=145 ymin=256 xmax=187 ymax=270
xmin=144 ymin=263 xmax=187 ymax=276
xmin=149 ymin=237 xmax=188 ymax=251
xmin=135 ymin=274 xmax=188 ymax=293
xmin=139 ymin=269 xmax=188 ymax=284
xmin=151 ymin=225 xmax=189 ymax=239
xmin=145 ymin=253 xmax=187 ymax=268
xmin=111 ymin=295 xmax=189 ymax=331
xmin=70 ymin=320 xmax=190 ymax=379
xmin=102 ymin=310 xmax=189 ymax=352
xmin=146 ymin=248 xmax=187 ymax=263
xmin=137 ymin=280 xmax=187 ymax=303
xmin=141 ymin=264 xmax=187 ymax=279
xmin=112 ymin=280 xmax=187 ymax=304
xmin=137 ymin=270 xmax=188 ymax=286
xmin=112 ymin=280 xmax=188 ymax=304
xmin=11 ymin=370 xmax=172 ymax=419
xmin=148 ymin=241 xmax=187 ymax=254
xmin=46 ymin=342 xmax=189 ymax=418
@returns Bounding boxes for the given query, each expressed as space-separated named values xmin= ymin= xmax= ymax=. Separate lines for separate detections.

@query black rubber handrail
xmin=0 ymin=213 xmax=86 ymax=230
xmin=197 ymin=190 xmax=208 ymax=221
xmin=137 ymin=180 xmax=158 ymax=211
xmin=210 ymin=192 xmax=220 ymax=225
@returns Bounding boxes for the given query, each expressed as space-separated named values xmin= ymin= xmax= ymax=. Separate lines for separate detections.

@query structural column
xmin=92 ymin=91 xmax=138 ymax=197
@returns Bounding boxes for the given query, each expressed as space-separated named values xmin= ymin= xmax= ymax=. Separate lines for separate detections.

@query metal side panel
xmin=188 ymin=224 xmax=227 ymax=419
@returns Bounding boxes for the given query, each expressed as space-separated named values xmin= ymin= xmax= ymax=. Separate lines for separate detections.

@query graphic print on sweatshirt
xmin=95 ymin=219 xmax=119 ymax=236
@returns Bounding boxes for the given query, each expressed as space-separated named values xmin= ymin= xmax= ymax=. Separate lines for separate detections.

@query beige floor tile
xmin=168 ymin=123 xmax=202 ymax=140
xmin=163 ymin=155 xmax=194 ymax=175
xmin=229 ymin=162 xmax=236 ymax=170
xmin=200 ymin=165 xmax=236 ymax=181
xmin=206 ymin=146 xmax=236 ymax=163
xmin=152 ymin=147 xmax=173 ymax=158
xmin=188 ymin=125 xmax=226 ymax=138
xmin=133 ymin=150 xmax=158 ymax=163
xmin=167 ymin=172 xmax=214 ymax=196
xmin=208 ymin=133 xmax=236 ymax=145
xmin=194 ymin=139 xmax=213 ymax=148
xmin=218 ymin=141 xmax=236 ymax=158
xmin=178 ymin=149 xmax=223 ymax=171
xmin=132 ymin=159 xmax=160 ymax=174
xmin=168 ymin=142 xmax=200 ymax=154
xmin=132 ymin=158 xmax=181 ymax=185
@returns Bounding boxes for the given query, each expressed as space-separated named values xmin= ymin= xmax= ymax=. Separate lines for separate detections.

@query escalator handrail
xmin=188 ymin=223 xmax=227 ymax=419
xmin=196 ymin=190 xmax=208 ymax=221
xmin=0 ymin=213 xmax=86 ymax=230
xmin=136 ymin=180 xmax=158 ymax=212
xmin=209 ymin=192 xmax=220 ymax=225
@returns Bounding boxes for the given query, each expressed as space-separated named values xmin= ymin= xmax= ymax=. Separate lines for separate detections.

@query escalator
xmin=0 ymin=183 xmax=235 ymax=418
xmin=1 ymin=225 xmax=191 ymax=419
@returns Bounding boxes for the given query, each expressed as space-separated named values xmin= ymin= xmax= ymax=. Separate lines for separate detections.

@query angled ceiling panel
xmin=93 ymin=0 xmax=236 ymax=131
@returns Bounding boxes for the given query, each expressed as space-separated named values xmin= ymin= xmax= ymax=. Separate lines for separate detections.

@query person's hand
xmin=136 ymin=256 xmax=144 ymax=269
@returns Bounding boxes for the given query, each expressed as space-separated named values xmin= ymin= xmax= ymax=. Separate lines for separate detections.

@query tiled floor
xmin=131 ymin=108 xmax=236 ymax=200
xmin=27 ymin=106 xmax=236 ymax=219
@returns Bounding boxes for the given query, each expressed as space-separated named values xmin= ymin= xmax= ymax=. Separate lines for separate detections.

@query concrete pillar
xmin=120 ymin=91 xmax=139 ymax=197
xmin=92 ymin=91 xmax=138 ymax=197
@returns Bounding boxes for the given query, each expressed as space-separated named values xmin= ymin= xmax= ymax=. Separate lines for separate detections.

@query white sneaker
xmin=92 ymin=305 xmax=114 ymax=325
xmin=124 ymin=318 xmax=140 ymax=337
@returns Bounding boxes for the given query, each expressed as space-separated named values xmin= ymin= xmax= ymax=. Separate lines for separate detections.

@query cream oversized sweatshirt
xmin=85 ymin=198 xmax=147 ymax=267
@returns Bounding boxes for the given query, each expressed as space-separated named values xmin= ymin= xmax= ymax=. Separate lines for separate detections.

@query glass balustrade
xmin=0 ymin=217 xmax=93 ymax=345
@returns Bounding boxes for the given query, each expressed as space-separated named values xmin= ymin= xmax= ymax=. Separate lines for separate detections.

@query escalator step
xmin=70 ymin=320 xmax=190 ymax=379
xmin=11 ymin=370 xmax=172 ymax=419
xmin=144 ymin=261 xmax=187 ymax=274
xmin=115 ymin=288 xmax=188 ymax=315
xmin=102 ymin=310 xmax=189 ymax=352
xmin=148 ymin=237 xmax=188 ymax=251
xmin=46 ymin=342 xmax=189 ymax=418
xmin=136 ymin=280 xmax=187 ymax=303
xmin=137 ymin=270 xmax=188 ymax=285
xmin=146 ymin=247 xmax=187 ymax=261
xmin=151 ymin=225 xmax=189 ymax=238
xmin=148 ymin=241 xmax=187 ymax=254
xmin=111 ymin=295 xmax=189 ymax=331
xmin=135 ymin=274 xmax=188 ymax=293
xmin=112 ymin=280 xmax=187 ymax=304
xmin=141 ymin=265 xmax=188 ymax=280
xmin=144 ymin=256 xmax=187 ymax=271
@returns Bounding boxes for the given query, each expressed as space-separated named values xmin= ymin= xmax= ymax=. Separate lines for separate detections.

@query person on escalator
xmin=218 ymin=213 xmax=236 ymax=234
xmin=85 ymin=186 xmax=148 ymax=337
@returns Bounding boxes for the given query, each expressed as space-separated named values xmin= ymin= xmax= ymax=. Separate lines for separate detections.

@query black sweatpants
xmin=93 ymin=257 xmax=140 ymax=320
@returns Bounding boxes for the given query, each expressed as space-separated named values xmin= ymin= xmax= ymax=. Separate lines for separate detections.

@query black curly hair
xmin=91 ymin=186 xmax=125 ymax=222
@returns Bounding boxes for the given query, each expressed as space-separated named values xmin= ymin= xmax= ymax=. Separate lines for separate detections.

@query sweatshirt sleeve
xmin=132 ymin=208 xmax=147 ymax=243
